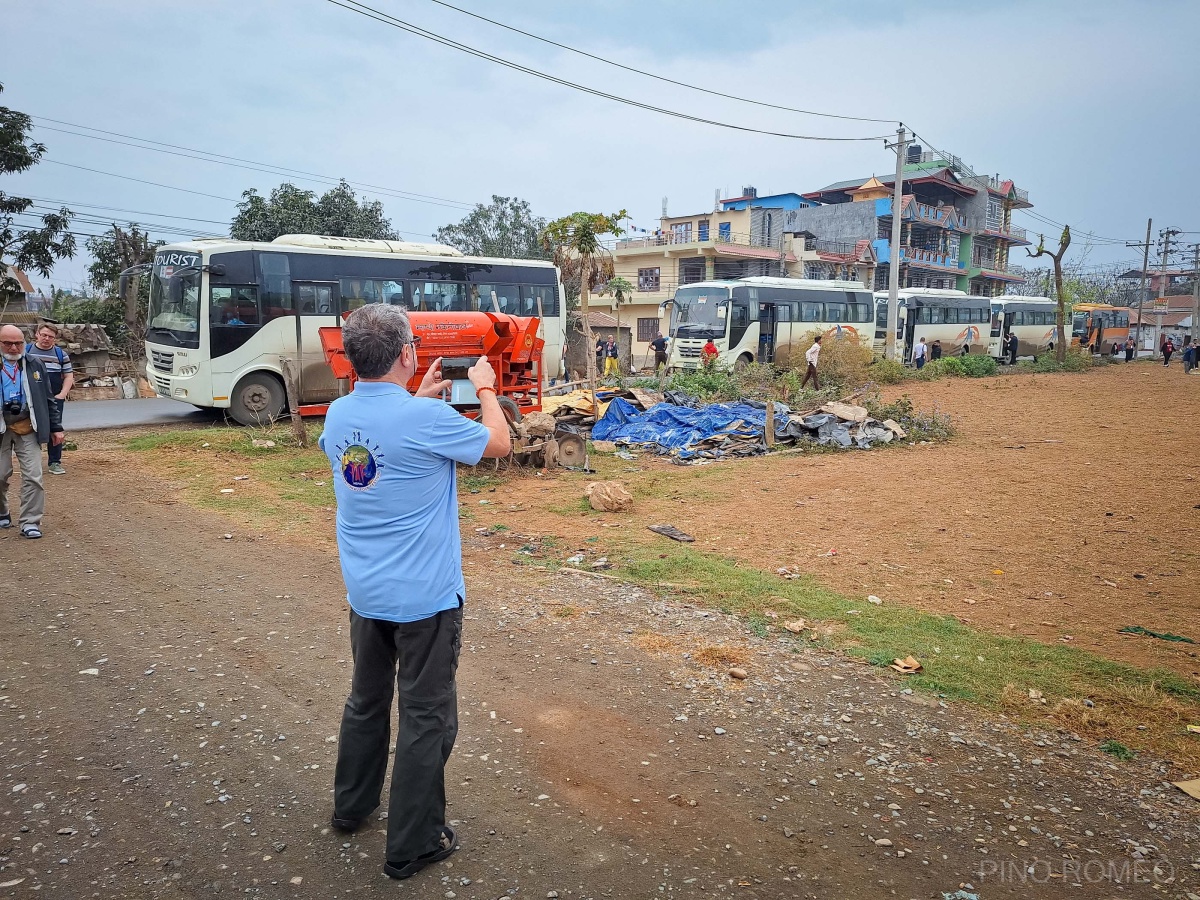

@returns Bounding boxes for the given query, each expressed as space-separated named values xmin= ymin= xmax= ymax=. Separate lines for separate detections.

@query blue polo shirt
xmin=319 ymin=380 xmax=490 ymax=623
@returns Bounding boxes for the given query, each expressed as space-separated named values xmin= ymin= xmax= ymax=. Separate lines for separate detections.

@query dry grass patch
xmin=693 ymin=645 xmax=749 ymax=668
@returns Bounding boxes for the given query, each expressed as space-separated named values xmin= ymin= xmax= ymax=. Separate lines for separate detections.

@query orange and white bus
xmin=666 ymin=276 xmax=873 ymax=370
xmin=1071 ymin=303 xmax=1130 ymax=352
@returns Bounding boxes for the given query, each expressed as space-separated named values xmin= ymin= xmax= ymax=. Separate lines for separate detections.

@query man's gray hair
xmin=342 ymin=303 xmax=413 ymax=380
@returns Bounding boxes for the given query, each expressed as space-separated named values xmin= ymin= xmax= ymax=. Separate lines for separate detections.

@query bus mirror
xmin=206 ymin=264 xmax=227 ymax=277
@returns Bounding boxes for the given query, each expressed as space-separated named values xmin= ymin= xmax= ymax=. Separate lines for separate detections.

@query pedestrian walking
xmin=913 ymin=337 xmax=928 ymax=370
xmin=1182 ymin=339 xmax=1197 ymax=374
xmin=0 ymin=324 xmax=65 ymax=539
xmin=800 ymin=335 xmax=822 ymax=389
xmin=24 ymin=322 xmax=74 ymax=475
xmin=1124 ymin=338 xmax=1135 ymax=362
xmin=319 ymin=304 xmax=511 ymax=880
xmin=1161 ymin=337 xmax=1175 ymax=367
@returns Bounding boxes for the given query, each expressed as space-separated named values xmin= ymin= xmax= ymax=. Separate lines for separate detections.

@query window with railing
xmin=985 ymin=198 xmax=1003 ymax=232
xmin=718 ymin=222 xmax=731 ymax=242
xmin=698 ymin=220 xmax=710 ymax=242
xmin=671 ymin=222 xmax=692 ymax=243
xmin=637 ymin=267 xmax=661 ymax=292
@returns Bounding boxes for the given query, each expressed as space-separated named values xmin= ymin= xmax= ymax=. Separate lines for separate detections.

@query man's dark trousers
xmin=334 ymin=604 xmax=462 ymax=863
xmin=47 ymin=399 xmax=64 ymax=465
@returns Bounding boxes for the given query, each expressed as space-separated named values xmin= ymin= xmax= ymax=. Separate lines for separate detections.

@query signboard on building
xmin=1152 ymin=297 xmax=1169 ymax=315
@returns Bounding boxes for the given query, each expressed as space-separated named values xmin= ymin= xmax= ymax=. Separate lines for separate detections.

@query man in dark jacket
xmin=0 ymin=324 xmax=65 ymax=539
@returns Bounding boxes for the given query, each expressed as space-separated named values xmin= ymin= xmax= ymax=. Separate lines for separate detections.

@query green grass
xmin=614 ymin=542 xmax=1195 ymax=724
xmin=1099 ymin=739 xmax=1136 ymax=761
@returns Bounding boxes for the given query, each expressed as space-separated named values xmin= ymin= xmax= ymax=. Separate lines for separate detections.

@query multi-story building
xmin=604 ymin=188 xmax=876 ymax=361
xmin=791 ymin=150 xmax=1033 ymax=297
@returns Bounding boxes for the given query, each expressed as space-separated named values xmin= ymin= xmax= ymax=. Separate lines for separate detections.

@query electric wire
xmin=417 ymin=0 xmax=897 ymax=125
xmin=40 ymin=160 xmax=240 ymax=202
xmin=324 ymin=0 xmax=890 ymax=141
xmin=31 ymin=120 xmax=475 ymax=211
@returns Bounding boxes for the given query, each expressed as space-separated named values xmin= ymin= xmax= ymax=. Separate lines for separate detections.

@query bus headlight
xmin=178 ymin=365 xmax=198 ymax=376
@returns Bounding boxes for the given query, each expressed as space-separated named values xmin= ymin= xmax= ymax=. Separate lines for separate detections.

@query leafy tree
xmin=435 ymin=195 xmax=546 ymax=259
xmin=86 ymin=224 xmax=163 ymax=345
xmin=541 ymin=211 xmax=628 ymax=408
xmin=1027 ymin=226 xmax=1072 ymax=363
xmin=230 ymin=180 xmax=396 ymax=242
xmin=0 ymin=83 xmax=74 ymax=308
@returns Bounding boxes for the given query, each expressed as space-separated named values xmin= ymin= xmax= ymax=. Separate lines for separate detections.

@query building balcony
xmin=875 ymin=240 xmax=964 ymax=273
xmin=875 ymin=197 xmax=966 ymax=231
xmin=980 ymin=223 xmax=1030 ymax=244
xmin=611 ymin=231 xmax=795 ymax=263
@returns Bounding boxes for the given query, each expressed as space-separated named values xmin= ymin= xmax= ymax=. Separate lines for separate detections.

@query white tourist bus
xmin=987 ymin=296 xmax=1059 ymax=359
xmin=871 ymin=288 xmax=991 ymax=362
xmin=665 ymin=276 xmax=874 ymax=370
xmin=143 ymin=235 xmax=565 ymax=424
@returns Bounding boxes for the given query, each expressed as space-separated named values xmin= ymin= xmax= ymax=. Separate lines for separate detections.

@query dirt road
xmin=3 ymin=398 xmax=1199 ymax=898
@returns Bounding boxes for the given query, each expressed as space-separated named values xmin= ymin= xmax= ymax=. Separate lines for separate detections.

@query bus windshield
xmin=147 ymin=251 xmax=202 ymax=347
xmin=670 ymin=286 xmax=730 ymax=339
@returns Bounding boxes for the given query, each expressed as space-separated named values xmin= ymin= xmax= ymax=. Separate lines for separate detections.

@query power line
xmin=25 ymin=196 xmax=230 ymax=225
xmin=40 ymin=160 xmax=240 ymax=202
xmin=324 ymin=0 xmax=889 ymax=142
xmin=417 ymin=0 xmax=897 ymax=125
xmin=907 ymin=128 xmax=1139 ymax=246
xmin=31 ymin=118 xmax=475 ymax=211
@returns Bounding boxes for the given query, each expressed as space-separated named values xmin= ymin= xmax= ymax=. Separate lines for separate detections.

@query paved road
xmin=63 ymin=398 xmax=222 ymax=431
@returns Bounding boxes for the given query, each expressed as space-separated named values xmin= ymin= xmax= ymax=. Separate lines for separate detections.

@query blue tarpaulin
xmin=591 ymin=398 xmax=791 ymax=460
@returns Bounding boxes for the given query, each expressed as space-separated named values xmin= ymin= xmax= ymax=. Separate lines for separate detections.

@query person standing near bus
xmin=700 ymin=338 xmax=719 ymax=370
xmin=931 ymin=339 xmax=943 ymax=361
xmin=1003 ymin=331 xmax=1019 ymax=366
xmin=913 ymin=337 xmax=928 ymax=370
xmin=319 ymin=303 xmax=511 ymax=880
xmin=801 ymin=335 xmax=821 ymax=389
xmin=650 ymin=332 xmax=669 ymax=373
xmin=25 ymin=323 xmax=74 ymax=475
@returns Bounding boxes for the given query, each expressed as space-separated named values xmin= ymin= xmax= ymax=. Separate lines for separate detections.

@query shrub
xmin=958 ymin=354 xmax=998 ymax=377
xmin=793 ymin=331 xmax=875 ymax=391
xmin=919 ymin=357 xmax=965 ymax=379
xmin=868 ymin=358 xmax=906 ymax=385
xmin=1017 ymin=348 xmax=1094 ymax=374
xmin=863 ymin=391 xmax=956 ymax=442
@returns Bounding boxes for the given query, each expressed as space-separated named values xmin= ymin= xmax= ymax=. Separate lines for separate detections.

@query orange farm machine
xmin=311 ymin=311 xmax=585 ymax=468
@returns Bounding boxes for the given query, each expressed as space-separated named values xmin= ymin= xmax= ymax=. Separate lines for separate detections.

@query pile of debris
xmin=542 ymin=386 xmax=664 ymax=432
xmin=590 ymin=394 xmax=907 ymax=462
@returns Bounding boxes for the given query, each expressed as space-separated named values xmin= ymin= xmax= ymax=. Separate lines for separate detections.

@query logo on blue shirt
xmin=336 ymin=431 xmax=385 ymax=490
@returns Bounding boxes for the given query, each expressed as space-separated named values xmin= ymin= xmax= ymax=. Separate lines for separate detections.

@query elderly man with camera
xmin=318 ymin=303 xmax=510 ymax=880
xmin=1 ymin=324 xmax=65 ymax=539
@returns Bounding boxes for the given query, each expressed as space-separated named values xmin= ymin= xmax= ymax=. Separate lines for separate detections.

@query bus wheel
xmin=734 ymin=354 xmax=752 ymax=372
xmin=230 ymin=372 xmax=286 ymax=426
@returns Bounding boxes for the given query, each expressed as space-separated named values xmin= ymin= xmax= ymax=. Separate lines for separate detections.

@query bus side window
xmin=801 ymin=301 xmax=822 ymax=322
xmin=257 ymin=252 xmax=295 ymax=322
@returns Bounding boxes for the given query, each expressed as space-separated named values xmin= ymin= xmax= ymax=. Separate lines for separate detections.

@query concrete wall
xmin=788 ymin=204 xmax=879 ymax=244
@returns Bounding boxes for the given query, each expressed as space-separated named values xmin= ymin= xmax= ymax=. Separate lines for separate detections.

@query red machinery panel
xmin=310 ymin=311 xmax=544 ymax=417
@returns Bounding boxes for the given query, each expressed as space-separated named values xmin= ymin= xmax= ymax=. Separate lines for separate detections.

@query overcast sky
xmin=6 ymin=0 xmax=1199 ymax=291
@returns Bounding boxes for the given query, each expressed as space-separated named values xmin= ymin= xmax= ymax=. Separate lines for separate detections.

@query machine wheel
xmin=229 ymin=372 xmax=286 ymax=426
xmin=497 ymin=395 xmax=522 ymax=424
xmin=734 ymin=354 xmax=753 ymax=372
xmin=542 ymin=438 xmax=559 ymax=469
xmin=556 ymin=432 xmax=587 ymax=468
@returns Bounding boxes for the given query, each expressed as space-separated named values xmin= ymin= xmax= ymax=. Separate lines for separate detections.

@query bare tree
xmin=1027 ymin=226 xmax=1072 ymax=362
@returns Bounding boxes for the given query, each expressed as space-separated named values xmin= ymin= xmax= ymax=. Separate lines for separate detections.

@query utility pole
xmin=1126 ymin=218 xmax=1151 ymax=353
xmin=883 ymin=125 xmax=911 ymax=361
xmin=1190 ymin=243 xmax=1200 ymax=354
xmin=1153 ymin=227 xmax=1180 ymax=359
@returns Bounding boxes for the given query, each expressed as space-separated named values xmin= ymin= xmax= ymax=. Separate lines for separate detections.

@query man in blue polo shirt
xmin=319 ymin=303 xmax=510 ymax=881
